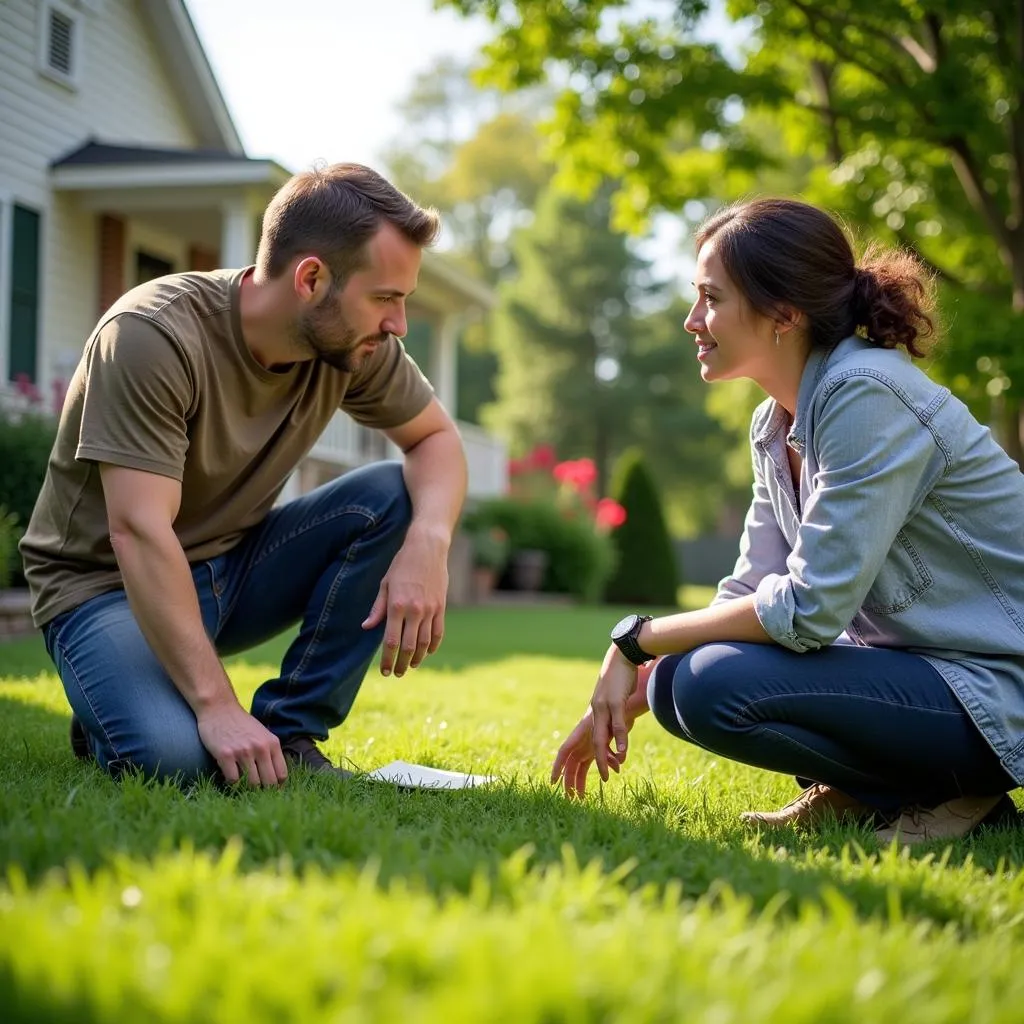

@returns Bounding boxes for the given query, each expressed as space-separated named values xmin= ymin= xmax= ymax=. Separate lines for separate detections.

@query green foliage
xmin=604 ymin=449 xmax=679 ymax=606
xmin=467 ymin=524 xmax=511 ymax=571
xmin=4 ymin=607 xmax=1024 ymax=1021
xmin=0 ymin=409 xmax=54 ymax=529
xmin=441 ymin=0 xmax=1024 ymax=427
xmin=464 ymin=497 xmax=616 ymax=602
xmin=0 ymin=506 xmax=21 ymax=591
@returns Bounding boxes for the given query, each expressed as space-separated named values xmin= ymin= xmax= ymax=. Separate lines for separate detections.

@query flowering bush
xmin=0 ymin=377 xmax=58 ymax=540
xmin=509 ymin=448 xmax=627 ymax=536
xmin=465 ymin=445 xmax=628 ymax=603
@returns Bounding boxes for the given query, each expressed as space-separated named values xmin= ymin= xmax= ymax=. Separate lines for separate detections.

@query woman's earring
xmin=774 ymin=331 xmax=781 ymax=347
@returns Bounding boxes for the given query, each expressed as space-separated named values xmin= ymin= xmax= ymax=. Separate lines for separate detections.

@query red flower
xmin=595 ymin=498 xmax=627 ymax=530
xmin=530 ymin=443 xmax=557 ymax=469
xmin=553 ymin=458 xmax=597 ymax=491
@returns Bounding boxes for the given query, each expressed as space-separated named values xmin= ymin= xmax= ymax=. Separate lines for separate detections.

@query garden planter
xmin=0 ymin=588 xmax=34 ymax=640
xmin=510 ymin=549 xmax=548 ymax=592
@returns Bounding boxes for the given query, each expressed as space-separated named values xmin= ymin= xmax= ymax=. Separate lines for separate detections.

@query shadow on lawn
xmin=0 ymin=603 xmax=675 ymax=679
xmin=226 ymin=604 xmax=684 ymax=673
xmin=4 ymin=693 xmax=1024 ymax=936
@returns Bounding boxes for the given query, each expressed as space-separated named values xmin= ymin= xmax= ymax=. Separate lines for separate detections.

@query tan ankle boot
xmin=741 ymin=784 xmax=876 ymax=828
xmin=876 ymin=794 xmax=1018 ymax=846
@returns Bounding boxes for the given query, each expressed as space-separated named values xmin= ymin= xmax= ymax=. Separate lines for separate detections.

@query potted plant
xmin=469 ymin=525 xmax=510 ymax=602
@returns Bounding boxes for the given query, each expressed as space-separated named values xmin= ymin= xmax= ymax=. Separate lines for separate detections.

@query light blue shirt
xmin=715 ymin=335 xmax=1024 ymax=785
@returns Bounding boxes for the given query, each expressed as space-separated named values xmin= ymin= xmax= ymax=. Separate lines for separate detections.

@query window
xmin=8 ymin=205 xmax=41 ymax=385
xmin=38 ymin=2 xmax=81 ymax=88
xmin=136 ymin=251 xmax=174 ymax=285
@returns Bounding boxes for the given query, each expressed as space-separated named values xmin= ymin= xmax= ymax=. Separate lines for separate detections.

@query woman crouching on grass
xmin=552 ymin=197 xmax=1024 ymax=845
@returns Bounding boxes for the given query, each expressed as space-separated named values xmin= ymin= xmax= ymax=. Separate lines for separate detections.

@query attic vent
xmin=47 ymin=9 xmax=75 ymax=76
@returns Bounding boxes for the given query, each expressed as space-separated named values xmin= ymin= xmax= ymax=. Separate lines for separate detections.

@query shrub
xmin=604 ymin=447 xmax=679 ymax=606
xmin=464 ymin=497 xmax=617 ymax=604
xmin=0 ymin=407 xmax=55 ymax=529
xmin=0 ymin=506 xmax=22 ymax=591
xmin=468 ymin=525 xmax=511 ymax=572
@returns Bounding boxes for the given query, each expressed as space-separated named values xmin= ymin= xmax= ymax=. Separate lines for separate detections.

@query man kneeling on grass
xmin=20 ymin=164 xmax=466 ymax=787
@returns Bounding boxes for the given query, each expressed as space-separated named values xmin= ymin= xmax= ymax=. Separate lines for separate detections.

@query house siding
xmin=0 ymin=0 xmax=203 ymax=386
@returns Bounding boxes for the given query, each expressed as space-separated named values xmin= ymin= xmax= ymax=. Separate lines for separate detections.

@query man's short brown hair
xmin=255 ymin=163 xmax=441 ymax=287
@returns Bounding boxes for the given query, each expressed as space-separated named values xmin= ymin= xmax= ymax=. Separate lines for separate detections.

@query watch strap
xmin=614 ymin=614 xmax=653 ymax=665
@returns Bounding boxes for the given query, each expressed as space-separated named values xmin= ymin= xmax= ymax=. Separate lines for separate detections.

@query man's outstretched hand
xmin=362 ymin=525 xmax=449 ymax=677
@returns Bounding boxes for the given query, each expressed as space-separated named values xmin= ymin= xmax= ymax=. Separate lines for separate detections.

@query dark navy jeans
xmin=648 ymin=642 xmax=1016 ymax=812
xmin=43 ymin=461 xmax=412 ymax=784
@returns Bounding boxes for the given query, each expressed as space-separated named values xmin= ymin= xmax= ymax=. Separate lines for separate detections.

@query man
xmin=20 ymin=163 xmax=467 ymax=788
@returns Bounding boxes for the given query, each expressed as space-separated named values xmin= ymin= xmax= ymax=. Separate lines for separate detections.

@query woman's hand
xmin=551 ymin=650 xmax=657 ymax=799
xmin=550 ymin=707 xmax=622 ymax=799
xmin=588 ymin=646 xmax=639 ymax=782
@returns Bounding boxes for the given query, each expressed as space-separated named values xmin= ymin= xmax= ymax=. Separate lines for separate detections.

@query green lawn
xmin=3 ymin=592 xmax=1024 ymax=1022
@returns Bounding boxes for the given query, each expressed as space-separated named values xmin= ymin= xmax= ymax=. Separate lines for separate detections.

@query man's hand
xmin=362 ymin=523 xmax=449 ymax=676
xmin=196 ymin=700 xmax=289 ymax=787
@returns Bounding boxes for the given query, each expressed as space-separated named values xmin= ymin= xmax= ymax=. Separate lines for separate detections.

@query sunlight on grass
xmin=3 ymin=603 xmax=1024 ymax=1021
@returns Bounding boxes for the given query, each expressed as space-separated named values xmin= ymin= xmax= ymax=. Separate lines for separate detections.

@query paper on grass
xmin=367 ymin=759 xmax=496 ymax=790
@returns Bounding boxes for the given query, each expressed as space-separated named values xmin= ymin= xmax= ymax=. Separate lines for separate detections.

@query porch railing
xmin=308 ymin=410 xmax=508 ymax=499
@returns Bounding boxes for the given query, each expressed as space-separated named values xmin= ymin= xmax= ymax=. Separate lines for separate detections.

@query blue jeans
xmin=648 ymin=642 xmax=1016 ymax=812
xmin=43 ymin=461 xmax=412 ymax=784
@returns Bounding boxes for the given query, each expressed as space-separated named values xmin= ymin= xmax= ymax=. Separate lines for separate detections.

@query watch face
xmin=611 ymin=614 xmax=638 ymax=641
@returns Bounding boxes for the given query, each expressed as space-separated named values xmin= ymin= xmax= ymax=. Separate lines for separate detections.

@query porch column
xmin=432 ymin=313 xmax=460 ymax=418
xmin=220 ymin=197 xmax=255 ymax=268
xmin=97 ymin=214 xmax=125 ymax=315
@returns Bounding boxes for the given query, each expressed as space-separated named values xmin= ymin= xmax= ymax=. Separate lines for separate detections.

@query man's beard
xmin=296 ymin=308 xmax=386 ymax=373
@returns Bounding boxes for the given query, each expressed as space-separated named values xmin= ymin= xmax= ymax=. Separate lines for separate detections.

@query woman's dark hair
xmin=256 ymin=162 xmax=441 ymax=288
xmin=694 ymin=198 xmax=938 ymax=357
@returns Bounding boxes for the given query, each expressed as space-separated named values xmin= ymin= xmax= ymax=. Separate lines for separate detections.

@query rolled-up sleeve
xmin=755 ymin=375 xmax=947 ymax=651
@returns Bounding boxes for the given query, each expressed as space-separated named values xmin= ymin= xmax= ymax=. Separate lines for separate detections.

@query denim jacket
xmin=715 ymin=335 xmax=1024 ymax=785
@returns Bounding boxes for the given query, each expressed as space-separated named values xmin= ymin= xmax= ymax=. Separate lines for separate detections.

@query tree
xmin=482 ymin=182 xmax=653 ymax=494
xmin=604 ymin=448 xmax=679 ymax=606
xmin=382 ymin=56 xmax=555 ymax=423
xmin=441 ymin=0 xmax=1024 ymax=460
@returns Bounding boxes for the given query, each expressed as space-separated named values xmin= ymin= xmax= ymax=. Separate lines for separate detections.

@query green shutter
xmin=402 ymin=318 xmax=433 ymax=379
xmin=8 ymin=205 xmax=41 ymax=383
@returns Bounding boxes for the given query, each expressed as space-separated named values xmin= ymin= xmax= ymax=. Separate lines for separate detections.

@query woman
xmin=553 ymin=198 xmax=1024 ymax=845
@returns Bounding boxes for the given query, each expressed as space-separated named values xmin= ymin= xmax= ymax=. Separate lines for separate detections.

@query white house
xmin=0 ymin=0 xmax=508 ymax=509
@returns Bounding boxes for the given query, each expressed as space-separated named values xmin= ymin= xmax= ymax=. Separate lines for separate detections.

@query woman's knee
xmin=650 ymin=644 xmax=749 ymax=746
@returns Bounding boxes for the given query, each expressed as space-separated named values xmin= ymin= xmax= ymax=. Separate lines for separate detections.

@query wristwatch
xmin=610 ymin=613 xmax=654 ymax=666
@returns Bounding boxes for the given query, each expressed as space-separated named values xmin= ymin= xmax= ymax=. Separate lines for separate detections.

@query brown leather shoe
xmin=876 ymin=793 xmax=1019 ymax=846
xmin=281 ymin=736 xmax=354 ymax=779
xmin=741 ymin=783 xmax=876 ymax=828
xmin=70 ymin=715 xmax=92 ymax=760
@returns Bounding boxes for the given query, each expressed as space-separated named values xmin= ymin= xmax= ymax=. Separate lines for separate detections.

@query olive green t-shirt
xmin=20 ymin=268 xmax=433 ymax=626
